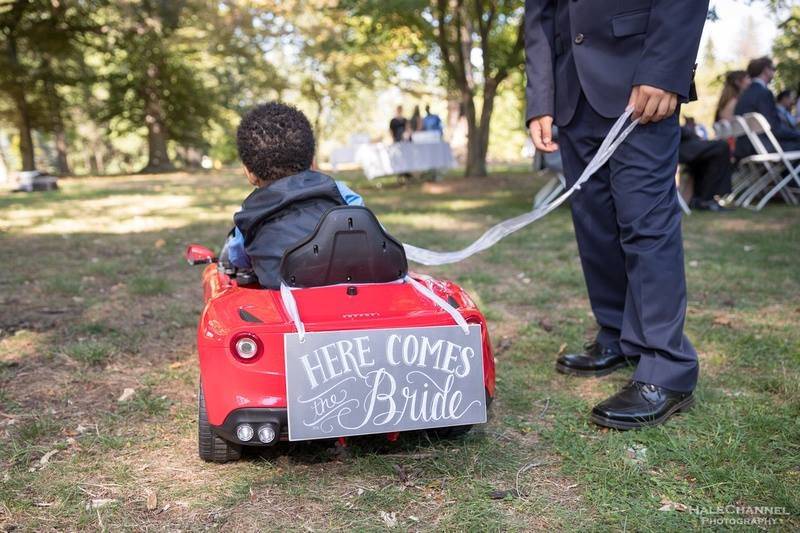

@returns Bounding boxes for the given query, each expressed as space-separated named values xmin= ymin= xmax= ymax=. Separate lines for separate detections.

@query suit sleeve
xmin=524 ymin=0 xmax=556 ymax=125
xmin=631 ymin=0 xmax=709 ymax=99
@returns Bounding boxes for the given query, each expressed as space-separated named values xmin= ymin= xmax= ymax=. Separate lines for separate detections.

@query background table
xmin=354 ymin=141 xmax=455 ymax=179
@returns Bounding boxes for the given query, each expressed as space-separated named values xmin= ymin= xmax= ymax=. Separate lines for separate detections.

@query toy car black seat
xmin=279 ymin=206 xmax=408 ymax=288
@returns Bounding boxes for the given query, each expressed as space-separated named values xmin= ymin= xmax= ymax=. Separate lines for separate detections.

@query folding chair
xmin=712 ymin=118 xmax=759 ymax=205
xmin=735 ymin=113 xmax=800 ymax=210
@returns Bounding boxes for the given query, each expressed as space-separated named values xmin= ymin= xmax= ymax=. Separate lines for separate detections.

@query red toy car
xmin=186 ymin=206 xmax=495 ymax=462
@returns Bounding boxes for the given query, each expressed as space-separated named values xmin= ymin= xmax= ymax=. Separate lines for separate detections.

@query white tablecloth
xmin=355 ymin=142 xmax=455 ymax=180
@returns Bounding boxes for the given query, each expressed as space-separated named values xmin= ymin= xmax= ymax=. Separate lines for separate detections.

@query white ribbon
xmin=404 ymin=275 xmax=470 ymax=334
xmin=280 ymin=282 xmax=306 ymax=342
xmin=403 ymin=109 xmax=639 ymax=266
xmin=280 ymin=276 xmax=471 ymax=341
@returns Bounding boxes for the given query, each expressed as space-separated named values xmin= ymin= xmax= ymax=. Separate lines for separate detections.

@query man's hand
xmin=628 ymin=85 xmax=677 ymax=124
xmin=528 ymin=115 xmax=559 ymax=153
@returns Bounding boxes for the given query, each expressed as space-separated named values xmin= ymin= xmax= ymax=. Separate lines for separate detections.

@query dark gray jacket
xmin=234 ymin=171 xmax=346 ymax=289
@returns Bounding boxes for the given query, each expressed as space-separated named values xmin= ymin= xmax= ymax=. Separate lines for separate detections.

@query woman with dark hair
xmin=410 ymin=105 xmax=423 ymax=132
xmin=715 ymin=70 xmax=750 ymax=123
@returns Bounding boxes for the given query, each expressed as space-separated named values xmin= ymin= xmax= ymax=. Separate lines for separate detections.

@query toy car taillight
xmin=230 ymin=333 xmax=263 ymax=363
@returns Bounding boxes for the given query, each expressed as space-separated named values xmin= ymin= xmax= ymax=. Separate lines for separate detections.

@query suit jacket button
xmin=574 ymin=33 xmax=585 ymax=44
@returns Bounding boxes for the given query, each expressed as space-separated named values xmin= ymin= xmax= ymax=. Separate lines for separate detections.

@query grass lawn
xmin=1 ymin=169 xmax=798 ymax=531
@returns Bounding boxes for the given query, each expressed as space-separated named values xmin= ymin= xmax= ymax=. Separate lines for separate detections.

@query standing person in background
xmin=734 ymin=57 xmax=800 ymax=159
xmin=389 ymin=105 xmax=408 ymax=143
xmin=410 ymin=105 xmax=423 ymax=133
xmin=525 ymin=0 xmax=707 ymax=430
xmin=776 ymin=90 xmax=797 ymax=129
xmin=715 ymin=71 xmax=750 ymax=123
xmin=422 ymin=105 xmax=444 ymax=137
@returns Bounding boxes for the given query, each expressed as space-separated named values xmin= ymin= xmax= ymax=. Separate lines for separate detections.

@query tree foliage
xmin=773 ymin=6 xmax=800 ymax=92
xmin=340 ymin=0 xmax=525 ymax=177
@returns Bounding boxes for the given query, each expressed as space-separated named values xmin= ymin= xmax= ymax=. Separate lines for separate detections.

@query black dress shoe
xmin=590 ymin=381 xmax=694 ymax=430
xmin=691 ymin=199 xmax=732 ymax=212
xmin=555 ymin=342 xmax=638 ymax=377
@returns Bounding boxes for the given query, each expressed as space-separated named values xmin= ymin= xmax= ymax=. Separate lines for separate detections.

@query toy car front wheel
xmin=198 ymin=381 xmax=242 ymax=463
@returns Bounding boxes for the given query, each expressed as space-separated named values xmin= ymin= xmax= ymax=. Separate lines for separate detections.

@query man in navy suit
xmin=734 ymin=56 xmax=800 ymax=160
xmin=525 ymin=0 xmax=708 ymax=429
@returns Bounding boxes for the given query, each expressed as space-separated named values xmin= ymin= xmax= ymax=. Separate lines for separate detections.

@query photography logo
xmin=690 ymin=505 xmax=789 ymax=527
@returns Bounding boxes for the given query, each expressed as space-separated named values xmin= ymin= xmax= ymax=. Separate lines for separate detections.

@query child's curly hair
xmin=236 ymin=102 xmax=315 ymax=183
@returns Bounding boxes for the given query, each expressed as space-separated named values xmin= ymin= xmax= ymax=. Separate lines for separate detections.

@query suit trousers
xmin=559 ymin=93 xmax=698 ymax=392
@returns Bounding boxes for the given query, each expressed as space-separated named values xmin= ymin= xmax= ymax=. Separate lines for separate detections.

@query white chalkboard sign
xmin=284 ymin=324 xmax=486 ymax=441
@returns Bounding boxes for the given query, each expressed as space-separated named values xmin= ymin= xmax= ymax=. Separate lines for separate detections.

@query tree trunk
xmin=462 ymin=77 xmax=500 ymax=178
xmin=463 ymin=92 xmax=484 ymax=177
xmin=140 ymin=63 xmax=174 ymax=173
xmin=42 ymin=58 xmax=71 ymax=175
xmin=53 ymin=130 xmax=70 ymax=175
xmin=6 ymin=35 xmax=35 ymax=171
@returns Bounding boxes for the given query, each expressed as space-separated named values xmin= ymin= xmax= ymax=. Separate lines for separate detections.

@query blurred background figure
xmin=686 ymin=115 xmax=710 ymax=140
xmin=422 ymin=104 xmax=443 ymax=137
xmin=389 ymin=105 xmax=408 ymax=143
xmin=734 ymin=56 xmax=800 ymax=158
xmin=680 ymin=116 xmax=733 ymax=212
xmin=715 ymin=70 xmax=750 ymax=123
xmin=776 ymin=89 xmax=797 ymax=129
xmin=409 ymin=105 xmax=423 ymax=133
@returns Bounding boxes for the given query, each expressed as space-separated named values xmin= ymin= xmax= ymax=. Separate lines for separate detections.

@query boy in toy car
xmin=224 ymin=102 xmax=364 ymax=288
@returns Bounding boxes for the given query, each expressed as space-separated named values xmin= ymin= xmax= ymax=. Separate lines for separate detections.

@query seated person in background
xmin=226 ymin=102 xmax=363 ymax=288
xmin=776 ymin=89 xmax=798 ymax=129
xmin=679 ymin=117 xmax=733 ymax=212
xmin=714 ymin=70 xmax=750 ymax=123
xmin=734 ymin=57 xmax=800 ymax=160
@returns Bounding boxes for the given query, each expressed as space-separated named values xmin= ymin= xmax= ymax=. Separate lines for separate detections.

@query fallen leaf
xmin=38 ymin=449 xmax=58 ymax=466
xmin=658 ymin=497 xmax=688 ymax=512
xmin=154 ymin=239 xmax=166 ymax=249
xmin=86 ymin=498 xmax=116 ymax=510
xmin=117 ymin=388 xmax=136 ymax=402
xmin=146 ymin=490 xmax=158 ymax=511
xmin=169 ymin=361 xmax=184 ymax=369
xmin=557 ymin=343 xmax=568 ymax=356
xmin=489 ymin=489 xmax=514 ymax=500
xmin=538 ymin=318 xmax=553 ymax=332
xmin=380 ymin=511 xmax=397 ymax=528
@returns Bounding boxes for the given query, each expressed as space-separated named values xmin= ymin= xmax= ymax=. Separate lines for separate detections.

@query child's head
xmin=236 ymin=102 xmax=315 ymax=186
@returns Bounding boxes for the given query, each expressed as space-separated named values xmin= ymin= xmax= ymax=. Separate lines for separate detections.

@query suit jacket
xmin=525 ymin=0 xmax=708 ymax=127
xmin=733 ymin=81 xmax=800 ymax=159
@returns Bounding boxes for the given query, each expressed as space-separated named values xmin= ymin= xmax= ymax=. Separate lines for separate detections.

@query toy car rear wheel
xmin=426 ymin=388 xmax=493 ymax=440
xmin=198 ymin=381 xmax=242 ymax=463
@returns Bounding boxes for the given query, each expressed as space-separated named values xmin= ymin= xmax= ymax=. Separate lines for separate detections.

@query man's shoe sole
xmin=555 ymin=359 xmax=637 ymax=378
xmin=589 ymin=395 xmax=695 ymax=430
